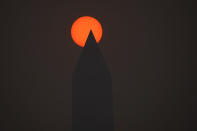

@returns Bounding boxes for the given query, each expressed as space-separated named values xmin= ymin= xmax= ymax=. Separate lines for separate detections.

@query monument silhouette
xmin=72 ymin=31 xmax=113 ymax=131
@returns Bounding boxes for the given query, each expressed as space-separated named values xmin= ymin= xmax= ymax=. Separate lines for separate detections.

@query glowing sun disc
xmin=71 ymin=16 xmax=103 ymax=47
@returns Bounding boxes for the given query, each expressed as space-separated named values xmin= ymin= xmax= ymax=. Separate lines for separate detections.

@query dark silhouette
xmin=72 ymin=31 xmax=113 ymax=131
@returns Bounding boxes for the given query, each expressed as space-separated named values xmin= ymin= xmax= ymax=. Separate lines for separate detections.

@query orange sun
xmin=71 ymin=16 xmax=103 ymax=47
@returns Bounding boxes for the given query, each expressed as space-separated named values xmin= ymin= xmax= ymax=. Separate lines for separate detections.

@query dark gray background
xmin=2 ymin=0 xmax=196 ymax=131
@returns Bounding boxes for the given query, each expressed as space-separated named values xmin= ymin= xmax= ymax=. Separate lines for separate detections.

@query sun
xmin=71 ymin=16 xmax=103 ymax=47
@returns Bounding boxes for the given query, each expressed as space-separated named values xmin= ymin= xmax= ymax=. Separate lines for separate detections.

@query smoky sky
xmin=1 ymin=0 xmax=196 ymax=131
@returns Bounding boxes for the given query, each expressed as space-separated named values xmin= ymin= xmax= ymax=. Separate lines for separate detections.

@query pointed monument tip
xmin=87 ymin=30 xmax=96 ymax=42
xmin=84 ymin=30 xmax=98 ymax=48
xmin=89 ymin=30 xmax=94 ymax=36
